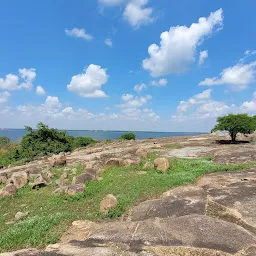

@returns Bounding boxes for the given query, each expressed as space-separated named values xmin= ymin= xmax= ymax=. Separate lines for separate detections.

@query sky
xmin=0 ymin=0 xmax=256 ymax=132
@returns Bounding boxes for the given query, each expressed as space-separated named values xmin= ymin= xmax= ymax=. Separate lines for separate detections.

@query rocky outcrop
xmin=0 ymin=184 xmax=17 ymax=197
xmin=8 ymin=171 xmax=28 ymax=189
xmin=48 ymin=153 xmax=67 ymax=167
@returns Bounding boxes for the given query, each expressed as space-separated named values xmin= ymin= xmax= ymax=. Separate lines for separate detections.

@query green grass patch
xmin=0 ymin=157 xmax=255 ymax=252
xmin=163 ymin=143 xmax=184 ymax=149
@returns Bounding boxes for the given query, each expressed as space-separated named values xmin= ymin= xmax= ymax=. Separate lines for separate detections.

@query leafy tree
xmin=73 ymin=137 xmax=96 ymax=148
xmin=0 ymin=136 xmax=10 ymax=147
xmin=120 ymin=132 xmax=136 ymax=140
xmin=211 ymin=114 xmax=256 ymax=142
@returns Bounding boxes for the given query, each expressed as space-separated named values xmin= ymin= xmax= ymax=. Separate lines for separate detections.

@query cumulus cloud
xmin=67 ymin=64 xmax=108 ymax=98
xmin=199 ymin=50 xmax=208 ymax=65
xmin=120 ymin=94 xmax=152 ymax=108
xmin=98 ymin=0 xmax=124 ymax=6
xmin=0 ymin=91 xmax=11 ymax=104
xmin=105 ymin=38 xmax=113 ymax=47
xmin=0 ymin=68 xmax=36 ymax=91
xmin=123 ymin=0 xmax=155 ymax=29
xmin=65 ymin=28 xmax=93 ymax=41
xmin=36 ymin=86 xmax=46 ymax=96
xmin=122 ymin=94 xmax=134 ymax=101
xmin=199 ymin=61 xmax=256 ymax=91
xmin=240 ymin=91 xmax=256 ymax=112
xmin=134 ymin=83 xmax=147 ymax=93
xmin=143 ymin=9 xmax=223 ymax=77
xmin=151 ymin=78 xmax=168 ymax=87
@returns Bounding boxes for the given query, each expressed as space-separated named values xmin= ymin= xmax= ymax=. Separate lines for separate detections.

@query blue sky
xmin=0 ymin=0 xmax=256 ymax=131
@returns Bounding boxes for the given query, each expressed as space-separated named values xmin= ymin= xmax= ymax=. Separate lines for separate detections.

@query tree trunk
xmin=230 ymin=131 xmax=237 ymax=143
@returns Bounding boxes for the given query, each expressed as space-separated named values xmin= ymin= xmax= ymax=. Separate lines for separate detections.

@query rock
xmin=143 ymin=162 xmax=154 ymax=169
xmin=120 ymin=157 xmax=141 ymax=167
xmin=55 ymin=178 xmax=69 ymax=187
xmin=9 ymin=171 xmax=28 ymax=189
xmin=100 ymin=194 xmax=117 ymax=214
xmin=0 ymin=248 xmax=40 ymax=255
xmin=30 ymin=174 xmax=49 ymax=189
xmin=72 ymin=169 xmax=98 ymax=185
xmin=67 ymin=184 xmax=85 ymax=195
xmin=0 ymin=184 xmax=17 ymax=197
xmin=71 ymin=168 xmax=77 ymax=174
xmin=0 ymin=174 xmax=7 ymax=184
xmin=54 ymin=186 xmax=68 ymax=195
xmin=154 ymin=158 xmax=169 ymax=173
xmin=60 ymin=172 xmax=68 ymax=180
xmin=105 ymin=158 xmax=121 ymax=167
xmin=15 ymin=212 xmax=28 ymax=220
xmin=41 ymin=170 xmax=54 ymax=179
xmin=136 ymin=148 xmax=148 ymax=158
xmin=48 ymin=153 xmax=66 ymax=167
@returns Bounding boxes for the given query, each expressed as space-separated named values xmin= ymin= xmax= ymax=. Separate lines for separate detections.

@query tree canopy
xmin=211 ymin=113 xmax=256 ymax=142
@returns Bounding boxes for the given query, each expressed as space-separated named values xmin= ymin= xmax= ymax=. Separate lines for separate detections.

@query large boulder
xmin=48 ymin=153 xmax=67 ymax=167
xmin=105 ymin=158 xmax=121 ymax=167
xmin=9 ymin=171 xmax=28 ymax=189
xmin=135 ymin=148 xmax=148 ymax=158
xmin=0 ymin=184 xmax=17 ymax=197
xmin=30 ymin=174 xmax=50 ymax=189
xmin=100 ymin=194 xmax=117 ymax=214
xmin=119 ymin=157 xmax=141 ymax=167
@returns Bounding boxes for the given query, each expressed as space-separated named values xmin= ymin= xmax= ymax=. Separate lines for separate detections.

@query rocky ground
xmin=1 ymin=133 xmax=256 ymax=255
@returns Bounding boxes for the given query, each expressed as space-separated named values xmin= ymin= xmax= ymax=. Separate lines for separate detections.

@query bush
xmin=73 ymin=137 xmax=96 ymax=148
xmin=212 ymin=113 xmax=256 ymax=142
xmin=0 ymin=136 xmax=10 ymax=147
xmin=120 ymin=132 xmax=136 ymax=140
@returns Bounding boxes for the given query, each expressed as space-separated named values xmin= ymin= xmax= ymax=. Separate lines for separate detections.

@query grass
xmin=0 ymin=155 xmax=256 ymax=252
xmin=163 ymin=143 xmax=184 ymax=149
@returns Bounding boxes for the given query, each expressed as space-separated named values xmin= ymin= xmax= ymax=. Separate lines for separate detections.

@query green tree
xmin=211 ymin=114 xmax=256 ymax=142
xmin=0 ymin=136 xmax=10 ymax=147
xmin=120 ymin=132 xmax=136 ymax=140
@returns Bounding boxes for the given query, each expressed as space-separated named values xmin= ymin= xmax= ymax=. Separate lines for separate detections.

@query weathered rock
xmin=100 ymin=194 xmax=117 ymax=214
xmin=71 ymin=168 xmax=77 ymax=175
xmin=30 ymin=174 xmax=49 ymax=189
xmin=0 ymin=184 xmax=17 ymax=197
xmin=15 ymin=212 xmax=28 ymax=220
xmin=60 ymin=172 xmax=68 ymax=180
xmin=143 ymin=162 xmax=154 ymax=169
xmin=0 ymin=248 xmax=40 ymax=256
xmin=41 ymin=170 xmax=54 ymax=179
xmin=72 ymin=169 xmax=98 ymax=185
xmin=54 ymin=186 xmax=68 ymax=195
xmin=0 ymin=174 xmax=7 ymax=184
xmin=105 ymin=158 xmax=121 ymax=167
xmin=48 ymin=153 xmax=67 ymax=167
xmin=154 ymin=158 xmax=169 ymax=173
xmin=9 ymin=171 xmax=28 ymax=189
xmin=55 ymin=178 xmax=69 ymax=187
xmin=136 ymin=148 xmax=148 ymax=158
xmin=120 ymin=157 xmax=141 ymax=167
xmin=67 ymin=184 xmax=85 ymax=196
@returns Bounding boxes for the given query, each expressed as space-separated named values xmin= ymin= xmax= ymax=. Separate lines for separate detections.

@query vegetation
xmin=1 ymin=156 xmax=256 ymax=252
xmin=120 ymin=132 xmax=136 ymax=140
xmin=212 ymin=114 xmax=256 ymax=142
xmin=0 ymin=122 xmax=96 ymax=168
xmin=0 ymin=136 xmax=10 ymax=147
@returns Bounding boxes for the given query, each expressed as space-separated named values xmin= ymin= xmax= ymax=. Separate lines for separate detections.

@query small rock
xmin=0 ymin=175 xmax=7 ymax=184
xmin=136 ymin=149 xmax=148 ymax=158
xmin=5 ymin=221 xmax=15 ymax=225
xmin=100 ymin=194 xmax=117 ymax=214
xmin=143 ymin=162 xmax=154 ymax=169
xmin=9 ymin=171 xmax=28 ymax=189
xmin=154 ymin=158 xmax=170 ymax=173
xmin=54 ymin=186 xmax=68 ymax=195
xmin=71 ymin=168 xmax=77 ymax=175
xmin=120 ymin=157 xmax=141 ymax=167
xmin=0 ymin=184 xmax=17 ymax=197
xmin=60 ymin=172 xmax=68 ymax=180
xmin=15 ymin=211 xmax=28 ymax=220
xmin=56 ymin=178 xmax=69 ymax=187
xmin=72 ymin=169 xmax=98 ymax=185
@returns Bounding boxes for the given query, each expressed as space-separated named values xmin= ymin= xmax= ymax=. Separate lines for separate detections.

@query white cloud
xmin=199 ymin=61 xmax=256 ymax=91
xmin=65 ymin=28 xmax=93 ymax=41
xmin=134 ymin=83 xmax=147 ymax=93
xmin=0 ymin=68 xmax=36 ymax=91
xmin=120 ymin=94 xmax=152 ymax=108
xmin=123 ymin=0 xmax=155 ymax=29
xmin=199 ymin=50 xmax=208 ymax=65
xmin=151 ymin=78 xmax=168 ymax=87
xmin=143 ymin=9 xmax=223 ymax=77
xmin=36 ymin=85 xmax=46 ymax=96
xmin=240 ymin=91 xmax=256 ymax=112
xmin=44 ymin=96 xmax=62 ymax=110
xmin=105 ymin=38 xmax=113 ymax=47
xmin=0 ymin=91 xmax=11 ymax=104
xmin=122 ymin=94 xmax=134 ymax=101
xmin=67 ymin=64 xmax=108 ymax=98
xmin=98 ymin=0 xmax=124 ymax=6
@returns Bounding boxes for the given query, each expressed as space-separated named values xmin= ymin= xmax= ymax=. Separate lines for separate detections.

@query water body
xmin=0 ymin=129 xmax=205 ymax=142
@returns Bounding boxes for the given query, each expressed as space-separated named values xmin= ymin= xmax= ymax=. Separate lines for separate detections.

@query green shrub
xmin=73 ymin=137 xmax=96 ymax=148
xmin=120 ymin=132 xmax=136 ymax=140
xmin=0 ymin=136 xmax=10 ymax=147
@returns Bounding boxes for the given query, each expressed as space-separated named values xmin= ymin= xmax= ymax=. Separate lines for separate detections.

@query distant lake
xmin=0 ymin=129 xmax=205 ymax=142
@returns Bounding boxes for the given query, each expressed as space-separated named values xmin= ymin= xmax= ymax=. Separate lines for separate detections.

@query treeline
xmin=0 ymin=122 xmax=96 ymax=168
